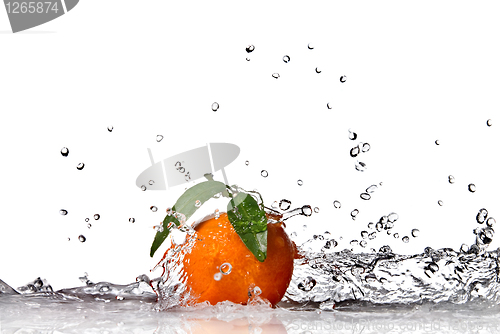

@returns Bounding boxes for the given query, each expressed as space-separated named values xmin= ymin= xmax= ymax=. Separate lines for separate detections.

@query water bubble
xmin=359 ymin=240 xmax=367 ymax=248
xmin=301 ymin=205 xmax=313 ymax=216
xmin=214 ymin=272 xmax=222 ymax=281
xmin=361 ymin=231 xmax=368 ymax=239
xmin=351 ymin=209 xmax=359 ymax=220
xmin=350 ymin=145 xmax=360 ymax=157
xmin=129 ymin=218 xmax=135 ymax=223
xmin=59 ymin=209 xmax=68 ymax=216
xmin=366 ymin=185 xmax=378 ymax=193
xmin=272 ymin=73 xmax=280 ymax=79
xmin=327 ymin=103 xmax=332 ymax=109
xmin=246 ymin=44 xmax=255 ymax=53
xmin=402 ymin=236 xmax=410 ymax=243
xmin=279 ymin=199 xmax=291 ymax=211
xmin=93 ymin=214 xmax=100 ymax=220
xmin=340 ymin=76 xmax=347 ymax=83
xmin=150 ymin=206 xmax=158 ymax=212
xmin=348 ymin=129 xmax=357 ymax=140
xmin=298 ymin=276 xmax=316 ymax=291
xmin=87 ymin=223 xmax=91 ymax=229
xmin=261 ymin=170 xmax=268 ymax=177
xmin=107 ymin=126 xmax=113 ymax=132
xmin=468 ymin=183 xmax=476 ymax=193
xmin=245 ymin=160 xmax=249 ymax=166
xmin=360 ymin=193 xmax=371 ymax=200
xmin=448 ymin=175 xmax=455 ymax=184
xmin=355 ymin=161 xmax=367 ymax=172
xmin=141 ymin=185 xmax=147 ymax=191
xmin=220 ymin=263 xmax=232 ymax=275
xmin=476 ymin=208 xmax=488 ymax=224
xmin=487 ymin=119 xmax=492 ymax=127
xmin=411 ymin=229 xmax=420 ymax=237
xmin=78 ymin=235 xmax=86 ymax=243
xmin=211 ymin=102 xmax=219 ymax=112
xmin=156 ymin=135 xmax=163 ymax=142
xmin=60 ymin=147 xmax=69 ymax=157
xmin=388 ymin=213 xmax=399 ymax=223
xmin=486 ymin=217 xmax=496 ymax=227
xmin=435 ymin=140 xmax=440 ymax=146
xmin=297 ymin=179 xmax=303 ymax=186
xmin=438 ymin=200 xmax=444 ymax=206
xmin=393 ymin=233 xmax=399 ymax=239
xmin=76 ymin=163 xmax=85 ymax=170
xmin=283 ymin=55 xmax=290 ymax=63
xmin=362 ymin=143 xmax=371 ymax=152
xmin=307 ymin=43 xmax=314 ymax=50
xmin=315 ymin=67 xmax=321 ymax=73
xmin=333 ymin=200 xmax=341 ymax=209
xmin=313 ymin=207 xmax=320 ymax=213
xmin=194 ymin=200 xmax=201 ymax=208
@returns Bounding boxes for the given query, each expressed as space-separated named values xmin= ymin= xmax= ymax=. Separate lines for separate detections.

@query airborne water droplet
xmin=361 ymin=231 xmax=368 ymax=239
xmin=388 ymin=212 xmax=399 ymax=223
xmin=129 ymin=218 xmax=135 ymax=223
xmin=448 ymin=175 xmax=455 ymax=184
xmin=87 ymin=223 xmax=92 ymax=229
xmin=350 ymin=145 xmax=360 ymax=157
xmin=435 ymin=140 xmax=440 ymax=146
xmin=272 ymin=73 xmax=280 ymax=79
xmin=156 ymin=135 xmax=163 ymax=142
xmin=85 ymin=218 xmax=89 ymax=222
xmin=487 ymin=119 xmax=492 ymax=127
xmin=301 ymin=205 xmax=313 ymax=216
xmin=362 ymin=143 xmax=371 ymax=152
xmin=297 ymin=179 xmax=303 ymax=186
xmin=76 ymin=163 xmax=85 ymax=170
xmin=486 ymin=217 xmax=496 ymax=227
xmin=348 ymin=130 xmax=357 ymax=140
xmin=150 ymin=206 xmax=158 ymax=212
xmin=351 ymin=209 xmax=359 ymax=220
xmin=366 ymin=185 xmax=378 ymax=193
xmin=327 ymin=103 xmax=332 ymax=109
xmin=438 ymin=200 xmax=444 ymax=206
xmin=279 ymin=199 xmax=291 ymax=211
xmin=94 ymin=214 xmax=100 ymax=220
xmin=476 ymin=208 xmax=488 ymax=224
xmin=78 ymin=235 xmax=86 ymax=243
xmin=61 ymin=147 xmax=69 ymax=157
xmin=315 ymin=67 xmax=321 ymax=73
xmin=333 ymin=200 xmax=341 ymax=209
xmin=141 ymin=185 xmax=147 ymax=191
xmin=340 ymin=76 xmax=347 ymax=83
xmin=283 ymin=55 xmax=290 ymax=63
xmin=314 ymin=207 xmax=320 ymax=213
xmin=355 ymin=161 xmax=367 ymax=172
xmin=468 ymin=184 xmax=476 ymax=193
xmin=393 ymin=233 xmax=399 ymax=239
xmin=59 ymin=209 xmax=68 ymax=216
xmin=220 ymin=263 xmax=232 ymax=275
xmin=107 ymin=126 xmax=113 ymax=132
xmin=246 ymin=45 xmax=255 ymax=53
xmin=411 ymin=229 xmax=420 ymax=237
xmin=360 ymin=193 xmax=371 ymax=200
xmin=261 ymin=170 xmax=268 ymax=177
xmin=245 ymin=160 xmax=249 ymax=166
xmin=211 ymin=102 xmax=219 ymax=112
xmin=402 ymin=236 xmax=410 ymax=243
xmin=307 ymin=43 xmax=314 ymax=50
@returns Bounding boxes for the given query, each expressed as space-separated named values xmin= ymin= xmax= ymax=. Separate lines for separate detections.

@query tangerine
xmin=164 ymin=212 xmax=297 ymax=306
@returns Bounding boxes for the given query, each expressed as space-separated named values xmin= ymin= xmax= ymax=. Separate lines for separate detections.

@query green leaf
xmin=227 ymin=192 xmax=268 ymax=262
xmin=150 ymin=180 xmax=227 ymax=257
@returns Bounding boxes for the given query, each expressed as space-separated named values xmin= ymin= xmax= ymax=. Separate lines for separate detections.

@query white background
xmin=0 ymin=0 xmax=499 ymax=290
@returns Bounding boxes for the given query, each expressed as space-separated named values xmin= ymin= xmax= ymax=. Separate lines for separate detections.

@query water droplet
xmin=388 ymin=212 xmax=399 ymax=223
xmin=411 ymin=229 xmax=420 ymax=237
xmin=279 ymin=199 xmax=291 ymax=211
xmin=350 ymin=240 xmax=359 ymax=246
xmin=246 ymin=57 xmax=250 ymax=61
xmin=154 ymin=224 xmax=164 ymax=232
xmin=78 ymin=235 xmax=86 ymax=243
xmin=220 ymin=262 xmax=232 ymax=275
xmin=59 ymin=209 xmax=68 ymax=216
xmin=361 ymin=231 xmax=369 ymax=239
xmin=252 ymin=286 xmax=262 ymax=296
xmin=448 ymin=175 xmax=455 ymax=184
xmin=366 ymin=185 xmax=378 ymax=193
xmin=76 ymin=163 xmax=85 ymax=170
xmin=375 ymin=222 xmax=383 ymax=232
xmin=245 ymin=160 xmax=249 ymax=166
xmin=141 ymin=185 xmax=147 ymax=191
xmin=435 ymin=140 xmax=440 ymax=146
xmin=107 ymin=126 xmax=113 ymax=132
xmin=487 ymin=119 xmax=492 ymax=127
xmin=468 ymin=183 xmax=476 ymax=193
xmin=60 ymin=147 xmax=69 ymax=157
xmin=393 ymin=233 xmax=399 ymax=239
xmin=315 ymin=67 xmax=321 ymax=73
xmin=214 ymin=209 xmax=220 ymax=219
xmin=298 ymin=276 xmax=316 ymax=291
xmin=129 ymin=218 xmax=135 ymax=223
xmin=93 ymin=214 xmax=100 ymax=220
xmin=486 ymin=217 xmax=496 ymax=227
xmin=460 ymin=243 xmax=469 ymax=253
xmin=307 ymin=43 xmax=314 ymax=50
xmin=476 ymin=208 xmax=488 ymax=224
xmin=333 ymin=200 xmax=341 ymax=209
xmin=301 ymin=205 xmax=313 ymax=216
xmin=360 ymin=240 xmax=367 ymax=248
xmin=214 ymin=272 xmax=222 ymax=281
xmin=150 ymin=206 xmax=158 ymax=212
xmin=85 ymin=218 xmax=89 ymax=222
xmin=156 ymin=135 xmax=163 ymax=142
xmin=272 ymin=73 xmax=280 ymax=79
xmin=314 ymin=207 xmax=320 ymax=213
xmin=340 ymin=76 xmax=347 ymax=83
xmin=438 ymin=200 xmax=444 ymax=206
xmin=283 ymin=55 xmax=290 ymax=63
xmin=297 ymin=179 xmax=303 ymax=186
xmin=194 ymin=200 xmax=201 ymax=208
xmin=362 ymin=143 xmax=371 ymax=152
xmin=350 ymin=145 xmax=360 ymax=157
xmin=360 ymin=193 xmax=371 ymax=200
xmin=290 ymin=232 xmax=297 ymax=238
xmin=379 ymin=245 xmax=392 ymax=253
xmin=211 ymin=102 xmax=219 ymax=112
xmin=368 ymin=222 xmax=374 ymax=229
xmin=368 ymin=232 xmax=377 ymax=240
xmin=348 ymin=130 xmax=357 ymax=140
xmin=402 ymin=236 xmax=410 ymax=243
xmin=351 ymin=209 xmax=359 ymax=220
xmin=246 ymin=44 xmax=255 ymax=53
xmin=327 ymin=102 xmax=332 ymax=109
xmin=261 ymin=170 xmax=268 ymax=177
xmin=355 ymin=161 xmax=367 ymax=172
xmin=87 ymin=223 xmax=92 ymax=229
